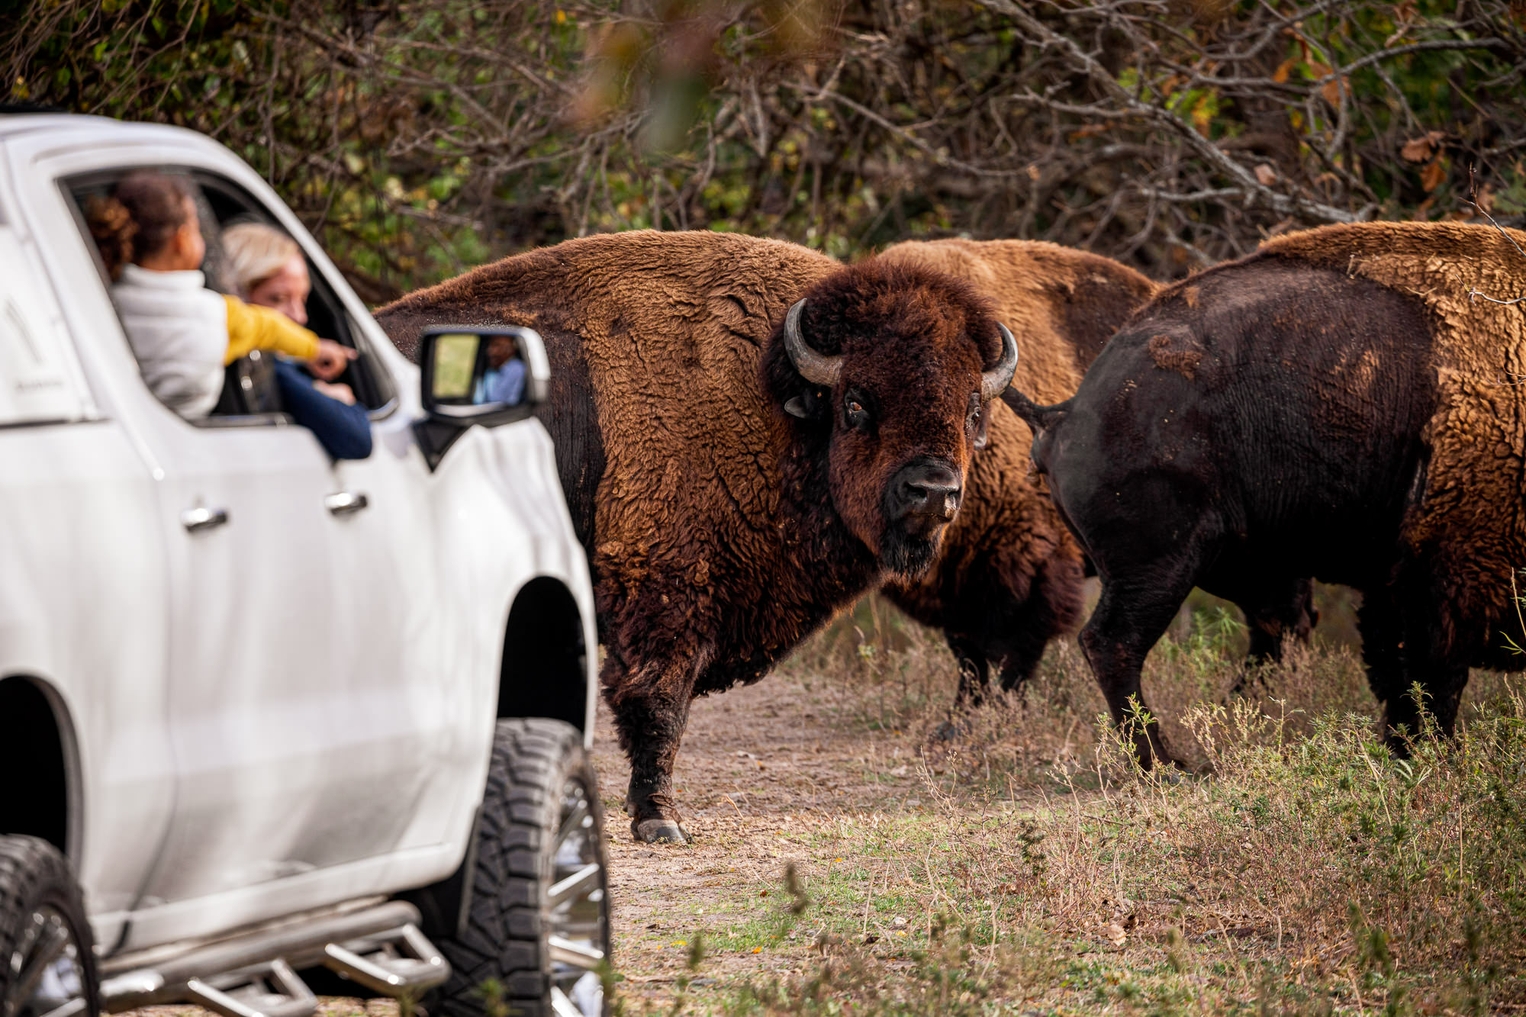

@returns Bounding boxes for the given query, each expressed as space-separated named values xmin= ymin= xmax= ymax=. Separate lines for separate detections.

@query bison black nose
xmin=886 ymin=457 xmax=963 ymax=530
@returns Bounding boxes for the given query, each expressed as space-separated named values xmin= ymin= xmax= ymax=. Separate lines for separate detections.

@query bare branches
xmin=980 ymin=0 xmax=1364 ymax=224
xmin=6 ymin=0 xmax=1524 ymax=292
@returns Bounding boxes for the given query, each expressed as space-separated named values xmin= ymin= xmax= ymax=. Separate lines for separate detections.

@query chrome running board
xmin=186 ymin=959 xmax=315 ymax=1017
xmin=100 ymin=901 xmax=450 ymax=1016
xmin=321 ymin=923 xmax=448 ymax=995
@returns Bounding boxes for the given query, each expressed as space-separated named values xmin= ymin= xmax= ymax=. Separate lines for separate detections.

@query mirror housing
xmin=416 ymin=325 xmax=551 ymax=468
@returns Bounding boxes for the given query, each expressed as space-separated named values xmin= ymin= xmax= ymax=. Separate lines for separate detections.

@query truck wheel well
xmin=0 ymin=677 xmax=71 ymax=854
xmin=497 ymin=577 xmax=588 ymax=733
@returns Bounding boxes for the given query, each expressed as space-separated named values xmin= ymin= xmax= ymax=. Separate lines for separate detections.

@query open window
xmin=63 ymin=168 xmax=395 ymax=426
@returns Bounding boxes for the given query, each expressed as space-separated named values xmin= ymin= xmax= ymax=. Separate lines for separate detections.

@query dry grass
xmin=617 ymin=590 xmax=1526 ymax=1016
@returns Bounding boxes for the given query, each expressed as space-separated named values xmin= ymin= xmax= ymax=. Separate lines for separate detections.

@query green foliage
xmin=6 ymin=0 xmax=1523 ymax=300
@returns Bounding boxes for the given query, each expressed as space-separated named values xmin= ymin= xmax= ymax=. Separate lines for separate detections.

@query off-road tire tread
xmin=0 ymin=836 xmax=98 ymax=1017
xmin=433 ymin=719 xmax=607 ymax=1017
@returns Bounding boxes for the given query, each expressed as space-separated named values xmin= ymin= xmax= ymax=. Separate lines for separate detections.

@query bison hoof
xmin=932 ymin=718 xmax=968 ymax=742
xmin=633 ymin=818 xmax=689 ymax=843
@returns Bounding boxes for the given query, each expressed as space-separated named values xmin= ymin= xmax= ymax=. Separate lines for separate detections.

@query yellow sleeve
xmin=223 ymin=295 xmax=321 ymax=364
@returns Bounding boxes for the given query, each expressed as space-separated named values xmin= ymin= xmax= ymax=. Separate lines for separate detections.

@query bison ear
xmin=973 ymin=408 xmax=991 ymax=450
xmin=783 ymin=386 xmax=829 ymax=421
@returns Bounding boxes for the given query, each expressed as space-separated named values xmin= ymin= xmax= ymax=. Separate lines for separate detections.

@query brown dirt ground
xmin=593 ymin=672 xmax=926 ymax=1011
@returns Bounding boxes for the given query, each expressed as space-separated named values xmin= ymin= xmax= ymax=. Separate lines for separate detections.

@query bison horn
xmin=981 ymin=323 xmax=1019 ymax=401
xmin=783 ymin=299 xmax=842 ymax=388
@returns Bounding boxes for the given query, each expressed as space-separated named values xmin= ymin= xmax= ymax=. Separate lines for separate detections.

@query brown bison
xmin=378 ymin=230 xmax=1017 ymax=841
xmin=873 ymin=239 xmax=1149 ymax=701
xmin=874 ymin=239 xmax=1317 ymax=704
xmin=1006 ymin=221 xmax=1526 ymax=765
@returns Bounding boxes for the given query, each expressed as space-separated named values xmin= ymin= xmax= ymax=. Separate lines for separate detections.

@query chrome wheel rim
xmin=546 ymin=777 xmax=608 ymax=1017
xmin=6 ymin=905 xmax=88 ymax=1017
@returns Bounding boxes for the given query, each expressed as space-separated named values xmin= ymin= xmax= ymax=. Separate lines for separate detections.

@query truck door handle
xmin=324 ymin=490 xmax=369 ymax=517
xmin=180 ymin=506 xmax=229 ymax=533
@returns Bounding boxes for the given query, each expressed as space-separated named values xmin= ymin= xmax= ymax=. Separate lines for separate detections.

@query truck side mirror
xmin=421 ymin=326 xmax=550 ymax=417
xmin=416 ymin=326 xmax=551 ymax=468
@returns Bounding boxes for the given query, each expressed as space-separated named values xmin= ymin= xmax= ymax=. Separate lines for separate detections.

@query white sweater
xmin=111 ymin=264 xmax=228 ymax=420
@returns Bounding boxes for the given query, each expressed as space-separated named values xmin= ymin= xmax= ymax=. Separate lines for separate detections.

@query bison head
xmin=763 ymin=259 xmax=1017 ymax=578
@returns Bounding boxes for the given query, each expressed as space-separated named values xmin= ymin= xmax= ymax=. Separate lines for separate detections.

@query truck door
xmin=0 ymin=218 xmax=173 ymax=953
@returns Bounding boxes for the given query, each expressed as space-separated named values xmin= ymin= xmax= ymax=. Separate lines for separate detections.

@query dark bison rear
xmin=1007 ymin=221 xmax=1526 ymax=764
xmin=879 ymin=238 xmax=1315 ymax=707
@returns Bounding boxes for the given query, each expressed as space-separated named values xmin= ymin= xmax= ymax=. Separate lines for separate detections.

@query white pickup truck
xmin=0 ymin=113 xmax=609 ymax=1017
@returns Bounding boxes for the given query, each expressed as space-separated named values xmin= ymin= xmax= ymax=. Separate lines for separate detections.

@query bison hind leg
xmin=1240 ymin=577 xmax=1320 ymax=664
xmin=1222 ymin=577 xmax=1320 ymax=700
xmin=1080 ymin=567 xmax=1203 ymax=771
xmin=950 ymin=639 xmax=993 ymax=708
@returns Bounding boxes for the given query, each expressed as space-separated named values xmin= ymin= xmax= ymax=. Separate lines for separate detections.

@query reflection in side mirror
xmin=420 ymin=325 xmax=550 ymax=418
xmin=416 ymin=325 xmax=552 ymax=468
xmin=429 ymin=332 xmax=529 ymax=408
xmin=430 ymin=333 xmax=480 ymax=402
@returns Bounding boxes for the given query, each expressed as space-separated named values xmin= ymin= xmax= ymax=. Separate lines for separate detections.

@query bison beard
xmin=871 ymin=239 xmax=1148 ymax=704
xmin=376 ymin=231 xmax=1015 ymax=842
xmin=882 ymin=525 xmax=941 ymax=577
xmin=1006 ymin=221 xmax=1526 ymax=767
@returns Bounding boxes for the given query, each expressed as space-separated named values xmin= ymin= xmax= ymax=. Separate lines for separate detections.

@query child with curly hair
xmin=86 ymin=171 xmax=355 ymax=422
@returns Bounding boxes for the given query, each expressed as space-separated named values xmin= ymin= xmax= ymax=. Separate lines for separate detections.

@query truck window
xmin=65 ymin=169 xmax=394 ymax=425
xmin=0 ymin=227 xmax=88 ymax=426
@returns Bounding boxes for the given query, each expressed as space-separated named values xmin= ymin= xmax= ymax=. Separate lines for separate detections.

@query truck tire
xmin=434 ymin=719 xmax=610 ymax=1017
xmin=0 ymin=836 xmax=97 ymax=1017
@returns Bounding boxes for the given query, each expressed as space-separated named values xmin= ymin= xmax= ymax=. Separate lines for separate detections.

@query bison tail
xmin=1001 ymin=389 xmax=1070 ymax=435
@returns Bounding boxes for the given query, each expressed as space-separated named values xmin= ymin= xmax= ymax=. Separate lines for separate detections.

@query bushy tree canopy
xmin=5 ymin=0 xmax=1523 ymax=299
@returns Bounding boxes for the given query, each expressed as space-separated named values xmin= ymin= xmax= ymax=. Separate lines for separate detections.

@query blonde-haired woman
xmin=222 ymin=222 xmax=371 ymax=459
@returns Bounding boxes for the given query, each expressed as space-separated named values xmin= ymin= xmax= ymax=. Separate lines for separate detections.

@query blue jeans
xmin=274 ymin=359 xmax=373 ymax=460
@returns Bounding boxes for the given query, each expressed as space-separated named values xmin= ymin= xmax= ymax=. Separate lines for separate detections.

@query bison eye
xmin=843 ymin=391 xmax=872 ymax=431
xmin=967 ymin=392 xmax=989 ymax=449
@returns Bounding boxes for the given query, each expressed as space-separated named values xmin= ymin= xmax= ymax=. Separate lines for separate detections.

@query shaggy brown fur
xmin=873 ymin=239 xmax=1151 ymax=699
xmin=377 ymin=230 xmax=1008 ymax=841
xmin=879 ymin=239 xmax=1318 ymax=697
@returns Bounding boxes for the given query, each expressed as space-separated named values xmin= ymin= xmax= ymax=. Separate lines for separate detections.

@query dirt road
xmin=592 ymin=671 xmax=924 ymax=1010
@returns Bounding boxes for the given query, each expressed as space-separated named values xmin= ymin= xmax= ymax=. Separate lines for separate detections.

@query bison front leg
xmin=1383 ymin=560 xmax=1480 ymax=749
xmin=994 ymin=554 xmax=1085 ymax=696
xmin=602 ymin=656 xmax=695 ymax=843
